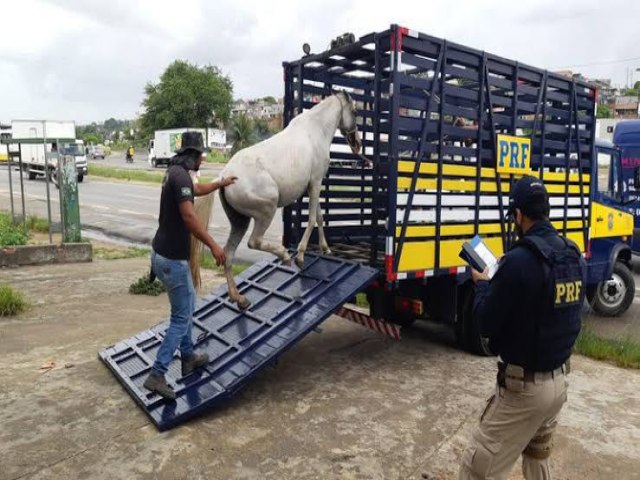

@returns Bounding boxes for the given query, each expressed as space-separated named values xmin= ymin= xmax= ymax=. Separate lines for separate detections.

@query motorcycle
xmin=126 ymin=153 xmax=134 ymax=163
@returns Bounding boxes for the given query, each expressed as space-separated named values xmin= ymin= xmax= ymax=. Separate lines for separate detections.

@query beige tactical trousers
xmin=458 ymin=366 xmax=568 ymax=480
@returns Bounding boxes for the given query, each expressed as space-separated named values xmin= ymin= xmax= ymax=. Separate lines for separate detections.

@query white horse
xmin=219 ymin=91 xmax=362 ymax=309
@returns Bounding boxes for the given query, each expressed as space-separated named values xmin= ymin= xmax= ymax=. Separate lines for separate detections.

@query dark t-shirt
xmin=152 ymin=163 xmax=194 ymax=260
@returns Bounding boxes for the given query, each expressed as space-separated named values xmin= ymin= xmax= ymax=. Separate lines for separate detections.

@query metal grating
xmin=99 ymin=253 xmax=377 ymax=430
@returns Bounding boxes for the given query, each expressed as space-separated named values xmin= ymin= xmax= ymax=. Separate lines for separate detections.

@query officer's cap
xmin=508 ymin=175 xmax=550 ymax=218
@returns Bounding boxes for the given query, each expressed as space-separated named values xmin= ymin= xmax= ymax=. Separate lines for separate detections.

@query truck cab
xmin=60 ymin=139 xmax=88 ymax=182
xmin=586 ymin=139 xmax=635 ymax=316
xmin=612 ymin=120 xmax=640 ymax=250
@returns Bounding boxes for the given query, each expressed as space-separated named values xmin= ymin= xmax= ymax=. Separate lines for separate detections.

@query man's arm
xmin=193 ymin=176 xmax=238 ymax=196
xmin=472 ymin=256 xmax=518 ymax=340
xmin=178 ymin=200 xmax=226 ymax=265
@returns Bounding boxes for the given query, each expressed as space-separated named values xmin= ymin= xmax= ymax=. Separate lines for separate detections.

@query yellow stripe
xmin=397 ymin=160 xmax=590 ymax=184
xmin=396 ymin=234 xmax=586 ymax=272
xmin=397 ymin=177 xmax=590 ymax=194
xmin=396 ymin=220 xmax=586 ymax=238
xmin=590 ymin=202 xmax=634 ymax=238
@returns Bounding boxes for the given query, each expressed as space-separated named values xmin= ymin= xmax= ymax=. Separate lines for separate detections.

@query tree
xmin=77 ymin=124 xmax=104 ymax=145
xmin=596 ymin=104 xmax=612 ymax=119
xmin=140 ymin=60 xmax=233 ymax=135
xmin=634 ymin=81 xmax=640 ymax=91
xmin=262 ymin=96 xmax=277 ymax=105
xmin=624 ymin=88 xmax=640 ymax=97
xmin=231 ymin=114 xmax=257 ymax=154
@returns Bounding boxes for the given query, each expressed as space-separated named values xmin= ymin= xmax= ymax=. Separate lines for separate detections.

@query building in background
xmin=613 ymin=96 xmax=640 ymax=119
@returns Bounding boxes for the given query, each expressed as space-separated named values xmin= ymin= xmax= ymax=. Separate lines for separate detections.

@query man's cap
xmin=508 ymin=175 xmax=550 ymax=217
xmin=176 ymin=131 xmax=205 ymax=155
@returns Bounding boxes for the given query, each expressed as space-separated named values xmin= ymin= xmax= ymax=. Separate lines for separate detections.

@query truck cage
xmin=283 ymin=25 xmax=596 ymax=282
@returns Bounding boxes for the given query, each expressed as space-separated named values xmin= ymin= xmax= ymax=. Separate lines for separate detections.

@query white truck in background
xmin=148 ymin=127 xmax=226 ymax=167
xmin=10 ymin=120 xmax=88 ymax=184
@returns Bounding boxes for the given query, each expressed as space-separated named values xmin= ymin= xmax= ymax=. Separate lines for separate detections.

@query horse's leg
xmin=316 ymin=203 xmax=331 ymax=255
xmin=247 ymin=211 xmax=292 ymax=266
xmin=295 ymin=182 xmax=321 ymax=268
xmin=223 ymin=216 xmax=251 ymax=309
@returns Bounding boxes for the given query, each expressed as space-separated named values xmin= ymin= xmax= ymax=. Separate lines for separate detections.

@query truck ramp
xmin=99 ymin=253 xmax=378 ymax=430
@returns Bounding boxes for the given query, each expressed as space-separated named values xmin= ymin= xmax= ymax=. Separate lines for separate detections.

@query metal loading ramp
xmin=99 ymin=253 xmax=378 ymax=430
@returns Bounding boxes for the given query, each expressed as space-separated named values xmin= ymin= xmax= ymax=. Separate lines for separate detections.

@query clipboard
xmin=459 ymin=235 xmax=499 ymax=279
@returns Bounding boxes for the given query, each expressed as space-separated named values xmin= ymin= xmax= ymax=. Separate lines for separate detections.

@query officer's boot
xmin=143 ymin=372 xmax=176 ymax=400
xmin=181 ymin=352 xmax=210 ymax=377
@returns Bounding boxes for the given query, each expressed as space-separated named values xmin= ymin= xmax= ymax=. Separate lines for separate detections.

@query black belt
xmin=497 ymin=361 xmax=566 ymax=387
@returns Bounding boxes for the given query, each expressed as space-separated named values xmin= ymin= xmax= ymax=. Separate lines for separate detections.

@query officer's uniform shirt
xmin=473 ymin=220 xmax=572 ymax=371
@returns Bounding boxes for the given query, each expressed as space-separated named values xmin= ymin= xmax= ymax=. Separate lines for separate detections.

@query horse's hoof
xmin=322 ymin=248 xmax=332 ymax=255
xmin=237 ymin=297 xmax=251 ymax=310
xmin=295 ymin=256 xmax=305 ymax=269
xmin=282 ymin=257 xmax=292 ymax=267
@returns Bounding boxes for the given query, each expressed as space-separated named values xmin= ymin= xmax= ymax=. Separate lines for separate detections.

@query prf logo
xmin=496 ymin=134 xmax=532 ymax=175
xmin=555 ymin=279 xmax=582 ymax=307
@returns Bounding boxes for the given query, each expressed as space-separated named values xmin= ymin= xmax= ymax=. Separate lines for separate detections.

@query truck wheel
xmin=77 ymin=175 xmax=84 ymax=183
xmin=28 ymin=171 xmax=36 ymax=180
xmin=587 ymin=262 xmax=635 ymax=317
xmin=458 ymin=285 xmax=492 ymax=356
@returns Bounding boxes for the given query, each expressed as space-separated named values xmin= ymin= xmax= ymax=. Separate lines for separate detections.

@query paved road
xmin=0 ymin=166 xmax=278 ymax=264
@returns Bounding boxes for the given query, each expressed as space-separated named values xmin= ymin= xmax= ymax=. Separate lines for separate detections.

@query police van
xmin=282 ymin=25 xmax=634 ymax=354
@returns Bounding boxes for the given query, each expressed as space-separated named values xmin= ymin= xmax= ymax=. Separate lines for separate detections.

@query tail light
xmin=395 ymin=297 xmax=423 ymax=315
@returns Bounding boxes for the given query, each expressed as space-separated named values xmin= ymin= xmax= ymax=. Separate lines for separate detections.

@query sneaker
xmin=143 ymin=372 xmax=176 ymax=400
xmin=181 ymin=352 xmax=210 ymax=377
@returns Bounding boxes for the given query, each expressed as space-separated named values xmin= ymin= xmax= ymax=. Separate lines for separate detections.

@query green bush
xmin=129 ymin=274 xmax=166 ymax=296
xmin=0 ymin=284 xmax=28 ymax=316
xmin=0 ymin=214 xmax=29 ymax=246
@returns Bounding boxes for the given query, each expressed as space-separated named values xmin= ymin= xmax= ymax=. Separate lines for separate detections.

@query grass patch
xmin=0 ymin=213 xmax=29 ymax=246
xmin=207 ymin=150 xmax=228 ymax=164
xmin=574 ymin=328 xmax=640 ymax=369
xmin=91 ymin=164 xmax=214 ymax=185
xmin=25 ymin=215 xmax=49 ymax=233
xmin=0 ymin=284 xmax=28 ymax=316
xmin=129 ymin=274 xmax=166 ymax=296
xmin=94 ymin=246 xmax=150 ymax=260
xmin=90 ymin=165 xmax=164 ymax=184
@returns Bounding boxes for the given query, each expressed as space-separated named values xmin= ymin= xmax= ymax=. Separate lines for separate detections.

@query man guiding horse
xmin=143 ymin=131 xmax=237 ymax=400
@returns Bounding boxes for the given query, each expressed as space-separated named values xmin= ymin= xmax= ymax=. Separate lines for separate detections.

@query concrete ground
xmin=1 ymin=258 xmax=639 ymax=480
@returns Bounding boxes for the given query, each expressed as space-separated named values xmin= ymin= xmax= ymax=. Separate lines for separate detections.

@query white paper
xmin=472 ymin=238 xmax=499 ymax=279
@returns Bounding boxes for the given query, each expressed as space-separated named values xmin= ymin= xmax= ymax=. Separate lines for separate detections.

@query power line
xmin=555 ymin=56 xmax=640 ymax=69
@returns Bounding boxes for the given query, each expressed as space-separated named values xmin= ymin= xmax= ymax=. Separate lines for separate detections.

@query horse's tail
xmin=219 ymin=187 xmax=250 ymax=232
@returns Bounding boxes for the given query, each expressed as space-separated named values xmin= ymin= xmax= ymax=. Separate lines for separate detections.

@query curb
xmin=0 ymin=243 xmax=93 ymax=267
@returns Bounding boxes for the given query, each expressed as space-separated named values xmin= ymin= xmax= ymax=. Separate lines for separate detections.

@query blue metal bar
xmin=562 ymin=80 xmax=575 ymax=236
xmin=433 ymin=41 xmax=449 ymax=271
xmin=473 ymin=53 xmax=487 ymax=237
xmin=393 ymin=40 xmax=445 ymax=272
xmin=484 ymin=62 xmax=507 ymax=253
xmin=573 ymin=84 xmax=589 ymax=250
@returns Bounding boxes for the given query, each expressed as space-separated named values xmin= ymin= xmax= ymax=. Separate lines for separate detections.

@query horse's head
xmin=336 ymin=91 xmax=362 ymax=155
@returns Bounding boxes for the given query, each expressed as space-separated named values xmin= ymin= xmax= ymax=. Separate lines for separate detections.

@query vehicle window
xmin=597 ymin=151 xmax=620 ymax=200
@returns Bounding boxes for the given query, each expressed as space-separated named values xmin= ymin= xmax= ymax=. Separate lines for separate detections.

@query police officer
xmin=459 ymin=175 xmax=586 ymax=480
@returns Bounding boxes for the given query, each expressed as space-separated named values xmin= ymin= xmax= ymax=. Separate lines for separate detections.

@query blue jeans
xmin=151 ymin=250 xmax=196 ymax=375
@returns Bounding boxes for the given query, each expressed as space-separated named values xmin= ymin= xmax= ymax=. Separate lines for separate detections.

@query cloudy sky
xmin=1 ymin=0 xmax=638 ymax=124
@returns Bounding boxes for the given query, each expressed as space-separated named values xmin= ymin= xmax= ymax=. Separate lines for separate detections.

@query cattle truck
xmin=283 ymin=25 xmax=635 ymax=354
